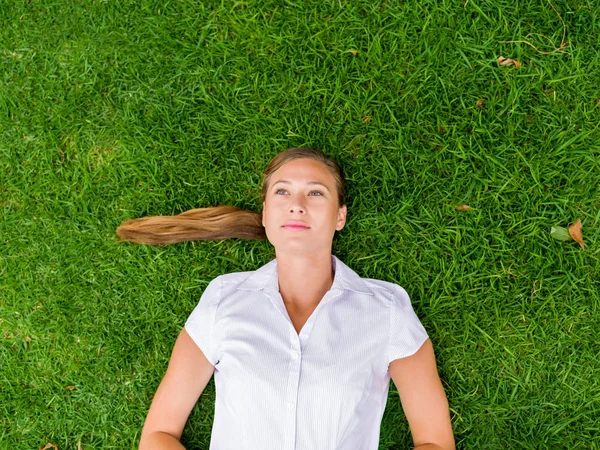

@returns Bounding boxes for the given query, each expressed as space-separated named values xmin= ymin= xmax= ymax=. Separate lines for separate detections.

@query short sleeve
xmin=388 ymin=284 xmax=429 ymax=365
xmin=185 ymin=276 xmax=222 ymax=366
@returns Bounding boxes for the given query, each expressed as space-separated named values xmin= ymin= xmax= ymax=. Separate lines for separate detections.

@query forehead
xmin=272 ymin=158 xmax=333 ymax=183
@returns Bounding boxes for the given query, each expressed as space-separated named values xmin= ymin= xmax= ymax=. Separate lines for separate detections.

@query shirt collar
xmin=236 ymin=255 xmax=374 ymax=296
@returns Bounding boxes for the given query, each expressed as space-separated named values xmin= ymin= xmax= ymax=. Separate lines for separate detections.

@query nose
xmin=289 ymin=193 xmax=306 ymax=214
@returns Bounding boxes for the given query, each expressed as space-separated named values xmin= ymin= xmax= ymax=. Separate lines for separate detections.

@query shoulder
xmin=361 ymin=278 xmax=413 ymax=308
xmin=217 ymin=269 xmax=260 ymax=289
xmin=192 ymin=269 xmax=257 ymax=304
xmin=201 ymin=267 xmax=266 ymax=301
xmin=335 ymin=256 xmax=414 ymax=308
xmin=186 ymin=269 xmax=259 ymax=327
xmin=217 ymin=270 xmax=254 ymax=285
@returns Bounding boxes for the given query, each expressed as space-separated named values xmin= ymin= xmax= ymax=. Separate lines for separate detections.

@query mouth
xmin=282 ymin=224 xmax=310 ymax=231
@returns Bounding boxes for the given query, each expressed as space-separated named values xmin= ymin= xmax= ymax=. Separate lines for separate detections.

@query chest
xmin=285 ymin=302 xmax=317 ymax=335
xmin=213 ymin=293 xmax=390 ymax=382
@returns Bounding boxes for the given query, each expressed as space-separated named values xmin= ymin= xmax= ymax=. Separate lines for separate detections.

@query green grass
xmin=1 ymin=0 xmax=599 ymax=448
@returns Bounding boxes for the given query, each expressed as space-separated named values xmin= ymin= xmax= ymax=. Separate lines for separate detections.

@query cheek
xmin=263 ymin=205 xmax=279 ymax=223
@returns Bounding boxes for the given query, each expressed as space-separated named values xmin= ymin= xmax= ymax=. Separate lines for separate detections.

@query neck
xmin=275 ymin=251 xmax=334 ymax=308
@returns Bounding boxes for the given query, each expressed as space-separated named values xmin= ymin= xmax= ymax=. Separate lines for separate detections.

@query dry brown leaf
xmin=568 ymin=219 xmax=584 ymax=249
xmin=497 ymin=56 xmax=522 ymax=68
xmin=40 ymin=444 xmax=58 ymax=450
xmin=25 ymin=336 xmax=32 ymax=342
xmin=363 ymin=115 xmax=371 ymax=124
xmin=65 ymin=385 xmax=75 ymax=391
xmin=475 ymin=99 xmax=485 ymax=109
xmin=348 ymin=49 xmax=358 ymax=56
xmin=456 ymin=204 xmax=471 ymax=211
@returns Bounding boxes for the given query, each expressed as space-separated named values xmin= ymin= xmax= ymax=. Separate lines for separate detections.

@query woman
xmin=117 ymin=148 xmax=455 ymax=450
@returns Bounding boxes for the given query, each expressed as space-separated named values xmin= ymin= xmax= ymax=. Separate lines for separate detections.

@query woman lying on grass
xmin=117 ymin=148 xmax=455 ymax=450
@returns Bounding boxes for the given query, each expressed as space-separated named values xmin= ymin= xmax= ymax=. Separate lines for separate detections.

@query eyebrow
xmin=272 ymin=180 xmax=331 ymax=193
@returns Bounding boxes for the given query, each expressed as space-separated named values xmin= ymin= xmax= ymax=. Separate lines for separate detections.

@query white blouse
xmin=185 ymin=254 xmax=428 ymax=450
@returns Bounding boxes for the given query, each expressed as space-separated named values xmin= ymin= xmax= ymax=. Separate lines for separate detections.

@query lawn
xmin=1 ymin=0 xmax=599 ymax=448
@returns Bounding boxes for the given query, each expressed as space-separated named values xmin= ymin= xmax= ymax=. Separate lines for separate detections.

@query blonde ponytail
xmin=116 ymin=206 xmax=266 ymax=244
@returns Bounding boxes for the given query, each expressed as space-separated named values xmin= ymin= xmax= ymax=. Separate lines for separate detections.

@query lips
xmin=283 ymin=221 xmax=309 ymax=230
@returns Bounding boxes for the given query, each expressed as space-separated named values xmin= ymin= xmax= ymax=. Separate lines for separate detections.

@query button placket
xmin=283 ymin=326 xmax=302 ymax=450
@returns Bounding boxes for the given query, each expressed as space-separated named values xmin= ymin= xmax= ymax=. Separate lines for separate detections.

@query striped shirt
xmin=185 ymin=254 xmax=429 ymax=450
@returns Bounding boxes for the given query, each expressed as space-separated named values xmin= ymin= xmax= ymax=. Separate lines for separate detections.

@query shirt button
xmin=287 ymin=401 xmax=295 ymax=410
xmin=291 ymin=352 xmax=299 ymax=360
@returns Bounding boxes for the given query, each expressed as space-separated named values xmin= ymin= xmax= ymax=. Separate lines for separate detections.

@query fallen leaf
xmin=65 ymin=385 xmax=75 ymax=391
xmin=363 ymin=115 xmax=371 ymax=124
xmin=25 ymin=336 xmax=32 ymax=342
xmin=568 ymin=219 xmax=584 ymax=249
xmin=456 ymin=204 xmax=471 ymax=211
xmin=348 ymin=49 xmax=359 ymax=56
xmin=475 ymin=99 xmax=485 ymax=109
xmin=497 ymin=56 xmax=521 ymax=68
xmin=40 ymin=444 xmax=58 ymax=450
xmin=550 ymin=226 xmax=571 ymax=241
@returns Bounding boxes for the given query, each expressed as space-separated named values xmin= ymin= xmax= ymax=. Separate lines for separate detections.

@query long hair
xmin=116 ymin=148 xmax=346 ymax=244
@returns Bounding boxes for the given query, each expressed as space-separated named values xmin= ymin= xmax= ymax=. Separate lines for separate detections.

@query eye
xmin=274 ymin=189 xmax=323 ymax=196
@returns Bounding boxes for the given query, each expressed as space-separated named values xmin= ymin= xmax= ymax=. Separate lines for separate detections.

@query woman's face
xmin=262 ymin=158 xmax=347 ymax=257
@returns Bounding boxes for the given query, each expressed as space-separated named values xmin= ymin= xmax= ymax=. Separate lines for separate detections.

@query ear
xmin=336 ymin=204 xmax=347 ymax=231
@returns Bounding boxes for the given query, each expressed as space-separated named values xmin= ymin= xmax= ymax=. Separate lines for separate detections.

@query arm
xmin=388 ymin=338 xmax=455 ymax=450
xmin=139 ymin=328 xmax=215 ymax=450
